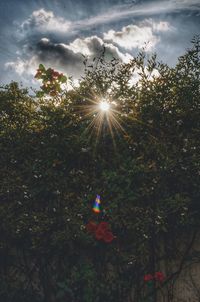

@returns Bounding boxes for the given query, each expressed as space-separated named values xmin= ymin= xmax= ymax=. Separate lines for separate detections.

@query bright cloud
xmin=19 ymin=1 xmax=183 ymax=38
xmin=69 ymin=36 xmax=132 ymax=62
xmin=103 ymin=20 xmax=172 ymax=51
xmin=20 ymin=8 xmax=71 ymax=34
xmin=104 ymin=25 xmax=158 ymax=51
xmin=73 ymin=0 xmax=200 ymax=30
xmin=69 ymin=36 xmax=105 ymax=56
xmin=5 ymin=56 xmax=38 ymax=76
xmin=153 ymin=21 xmax=171 ymax=32
xmin=141 ymin=19 xmax=172 ymax=32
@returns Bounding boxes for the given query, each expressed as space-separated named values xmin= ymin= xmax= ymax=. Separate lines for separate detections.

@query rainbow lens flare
xmin=93 ymin=195 xmax=101 ymax=213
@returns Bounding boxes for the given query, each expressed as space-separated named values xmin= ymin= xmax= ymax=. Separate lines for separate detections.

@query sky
xmin=0 ymin=0 xmax=199 ymax=87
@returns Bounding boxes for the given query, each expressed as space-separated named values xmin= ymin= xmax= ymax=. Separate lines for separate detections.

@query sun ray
xmin=73 ymin=89 xmax=130 ymax=145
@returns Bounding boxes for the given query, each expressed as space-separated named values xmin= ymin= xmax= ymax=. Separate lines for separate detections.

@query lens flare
xmin=92 ymin=195 xmax=101 ymax=213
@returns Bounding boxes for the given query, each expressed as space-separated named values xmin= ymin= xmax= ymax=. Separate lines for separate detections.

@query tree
xmin=0 ymin=37 xmax=199 ymax=302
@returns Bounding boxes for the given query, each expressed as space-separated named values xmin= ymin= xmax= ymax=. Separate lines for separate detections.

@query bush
xmin=0 ymin=37 xmax=199 ymax=302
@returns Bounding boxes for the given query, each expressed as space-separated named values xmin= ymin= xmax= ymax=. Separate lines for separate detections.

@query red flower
xmin=86 ymin=220 xmax=115 ymax=243
xmin=95 ymin=222 xmax=109 ymax=240
xmin=52 ymin=71 xmax=59 ymax=77
xmin=103 ymin=231 xmax=114 ymax=243
xmin=86 ymin=221 xmax=97 ymax=233
xmin=144 ymin=274 xmax=154 ymax=282
xmin=155 ymin=272 xmax=165 ymax=282
xmin=96 ymin=222 xmax=115 ymax=243
xmin=98 ymin=221 xmax=109 ymax=231
xmin=95 ymin=227 xmax=105 ymax=240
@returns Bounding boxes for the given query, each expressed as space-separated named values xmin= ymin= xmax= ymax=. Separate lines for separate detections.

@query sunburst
xmin=76 ymin=92 xmax=126 ymax=146
xmin=99 ymin=101 xmax=110 ymax=111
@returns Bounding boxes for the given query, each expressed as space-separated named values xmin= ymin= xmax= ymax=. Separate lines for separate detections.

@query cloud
xmin=5 ymin=55 xmax=40 ymax=86
xmin=19 ymin=0 xmax=199 ymax=38
xmin=142 ymin=19 xmax=172 ymax=32
xmin=103 ymin=20 xmax=172 ymax=51
xmin=5 ymin=0 xmax=197 ymax=85
xmin=20 ymin=8 xmax=71 ymax=35
xmin=5 ymin=36 xmax=133 ymax=80
xmin=20 ymin=8 xmax=172 ymax=55
xmin=5 ymin=56 xmax=38 ymax=76
xmin=68 ymin=36 xmax=132 ymax=62
xmin=104 ymin=25 xmax=158 ymax=51
xmin=35 ymin=36 xmax=133 ymax=71
xmin=74 ymin=0 xmax=200 ymax=29
xmin=152 ymin=21 xmax=171 ymax=32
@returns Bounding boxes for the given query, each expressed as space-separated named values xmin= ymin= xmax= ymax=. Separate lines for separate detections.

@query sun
xmin=75 ymin=92 xmax=126 ymax=145
xmin=99 ymin=101 xmax=110 ymax=112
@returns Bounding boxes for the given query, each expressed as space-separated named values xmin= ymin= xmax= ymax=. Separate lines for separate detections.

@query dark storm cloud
xmin=5 ymin=35 xmax=132 ymax=82
xmin=37 ymin=36 xmax=131 ymax=74
xmin=34 ymin=38 xmax=85 ymax=77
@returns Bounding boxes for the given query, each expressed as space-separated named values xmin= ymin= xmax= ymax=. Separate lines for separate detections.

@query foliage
xmin=35 ymin=64 xmax=67 ymax=97
xmin=0 ymin=37 xmax=200 ymax=302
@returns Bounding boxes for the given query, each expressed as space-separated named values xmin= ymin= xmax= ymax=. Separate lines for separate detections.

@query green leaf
xmin=60 ymin=75 xmax=67 ymax=83
xmin=36 ymin=90 xmax=44 ymax=97
xmin=39 ymin=63 xmax=45 ymax=71
xmin=46 ymin=68 xmax=53 ymax=76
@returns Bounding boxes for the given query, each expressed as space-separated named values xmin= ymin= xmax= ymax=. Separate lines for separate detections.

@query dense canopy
xmin=0 ymin=37 xmax=199 ymax=302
